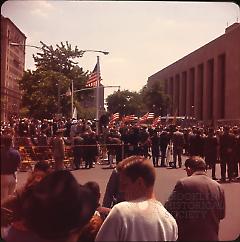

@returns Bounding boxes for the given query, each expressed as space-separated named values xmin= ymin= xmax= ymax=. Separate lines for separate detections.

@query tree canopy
xmin=19 ymin=41 xmax=93 ymax=119
xmin=106 ymin=90 xmax=144 ymax=116
xmin=140 ymin=82 xmax=171 ymax=116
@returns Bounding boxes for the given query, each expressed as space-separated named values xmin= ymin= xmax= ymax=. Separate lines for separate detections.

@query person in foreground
xmin=95 ymin=155 xmax=178 ymax=242
xmin=165 ymin=156 xmax=226 ymax=241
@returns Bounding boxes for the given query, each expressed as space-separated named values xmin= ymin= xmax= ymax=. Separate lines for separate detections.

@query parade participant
xmin=219 ymin=125 xmax=236 ymax=182
xmin=96 ymin=156 xmax=178 ymax=241
xmin=165 ymin=156 xmax=225 ymax=241
xmin=150 ymin=129 xmax=160 ymax=167
xmin=50 ymin=129 xmax=65 ymax=171
xmin=127 ymin=126 xmax=140 ymax=156
xmin=138 ymin=126 xmax=150 ymax=158
xmin=171 ymin=126 xmax=185 ymax=168
xmin=189 ymin=128 xmax=205 ymax=157
xmin=204 ymin=127 xmax=218 ymax=179
xmin=159 ymin=128 xmax=171 ymax=167
xmin=1 ymin=135 xmax=21 ymax=205
xmin=232 ymin=126 xmax=240 ymax=178
xmin=72 ymin=132 xmax=84 ymax=169
xmin=82 ymin=130 xmax=98 ymax=169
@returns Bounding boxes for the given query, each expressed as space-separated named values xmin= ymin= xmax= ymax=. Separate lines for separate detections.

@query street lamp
xmin=82 ymin=49 xmax=109 ymax=56
xmin=10 ymin=42 xmax=42 ymax=50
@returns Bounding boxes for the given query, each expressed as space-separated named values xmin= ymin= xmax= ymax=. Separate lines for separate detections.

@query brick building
xmin=148 ymin=23 xmax=240 ymax=124
xmin=1 ymin=15 xmax=26 ymax=122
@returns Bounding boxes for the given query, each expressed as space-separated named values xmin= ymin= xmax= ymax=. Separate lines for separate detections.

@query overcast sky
xmin=1 ymin=1 xmax=239 ymax=99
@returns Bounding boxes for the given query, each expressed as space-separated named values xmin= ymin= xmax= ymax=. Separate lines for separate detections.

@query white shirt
xmin=95 ymin=198 xmax=178 ymax=241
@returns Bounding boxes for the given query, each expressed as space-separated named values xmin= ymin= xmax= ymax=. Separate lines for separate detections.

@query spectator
xmin=77 ymin=181 xmax=110 ymax=242
xmin=3 ymin=170 xmax=97 ymax=242
xmin=165 ymin=156 xmax=225 ymax=241
xmin=102 ymin=168 xmax=125 ymax=208
xmin=1 ymin=135 xmax=21 ymax=205
xmin=1 ymin=161 xmax=52 ymax=240
xmin=96 ymin=156 xmax=178 ymax=241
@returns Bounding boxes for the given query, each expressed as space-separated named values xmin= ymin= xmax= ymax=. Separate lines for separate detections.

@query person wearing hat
xmin=165 ymin=156 xmax=225 ymax=241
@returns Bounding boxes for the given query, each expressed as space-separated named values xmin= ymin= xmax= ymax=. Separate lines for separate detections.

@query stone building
xmin=1 ymin=15 xmax=26 ymax=122
xmin=148 ymin=23 xmax=240 ymax=124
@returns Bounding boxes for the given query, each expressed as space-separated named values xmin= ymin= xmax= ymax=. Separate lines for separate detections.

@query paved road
xmin=16 ymin=159 xmax=240 ymax=241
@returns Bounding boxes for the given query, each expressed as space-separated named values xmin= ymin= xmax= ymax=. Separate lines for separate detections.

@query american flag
xmin=122 ymin=114 xmax=137 ymax=123
xmin=86 ymin=63 xmax=100 ymax=87
xmin=138 ymin=112 xmax=155 ymax=124
xmin=109 ymin=113 xmax=120 ymax=123
xmin=152 ymin=116 xmax=161 ymax=128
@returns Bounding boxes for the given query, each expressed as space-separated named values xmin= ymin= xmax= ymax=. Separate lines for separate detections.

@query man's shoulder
xmin=179 ymin=173 xmax=222 ymax=188
xmin=9 ymin=148 xmax=20 ymax=156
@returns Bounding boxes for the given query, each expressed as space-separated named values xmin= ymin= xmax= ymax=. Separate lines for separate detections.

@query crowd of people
xmin=1 ymin=117 xmax=240 ymax=181
xmin=1 ymin=116 xmax=240 ymax=241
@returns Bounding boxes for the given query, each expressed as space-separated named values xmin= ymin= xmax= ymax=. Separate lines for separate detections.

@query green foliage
xmin=105 ymin=83 xmax=171 ymax=117
xmin=140 ymin=82 xmax=170 ymax=116
xmin=33 ymin=41 xmax=85 ymax=75
xmin=19 ymin=42 xmax=90 ymax=119
xmin=20 ymin=70 xmax=70 ymax=119
xmin=106 ymin=90 xmax=144 ymax=116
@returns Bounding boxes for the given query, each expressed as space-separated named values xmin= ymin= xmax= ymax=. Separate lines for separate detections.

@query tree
xmin=20 ymin=70 xmax=70 ymax=119
xmin=19 ymin=42 xmax=91 ymax=119
xmin=106 ymin=90 xmax=144 ymax=116
xmin=140 ymin=82 xmax=171 ymax=116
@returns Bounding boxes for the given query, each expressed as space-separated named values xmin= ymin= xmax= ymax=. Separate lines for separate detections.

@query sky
xmin=1 ymin=1 xmax=239 ymax=100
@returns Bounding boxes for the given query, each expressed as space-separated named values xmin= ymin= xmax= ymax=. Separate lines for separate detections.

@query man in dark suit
xmin=165 ymin=156 xmax=225 ymax=241
xmin=171 ymin=127 xmax=185 ymax=168
xmin=219 ymin=125 xmax=236 ymax=181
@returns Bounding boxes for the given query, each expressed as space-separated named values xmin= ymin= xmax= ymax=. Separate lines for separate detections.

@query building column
xmin=168 ymin=77 xmax=174 ymax=114
xmin=173 ymin=74 xmax=180 ymax=115
xmin=180 ymin=71 xmax=187 ymax=117
xmin=203 ymin=59 xmax=214 ymax=122
xmin=186 ymin=68 xmax=195 ymax=117
xmin=213 ymin=54 xmax=225 ymax=123
xmin=195 ymin=64 xmax=204 ymax=120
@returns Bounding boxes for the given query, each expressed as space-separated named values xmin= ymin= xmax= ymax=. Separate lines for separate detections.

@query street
xmin=16 ymin=158 xmax=240 ymax=241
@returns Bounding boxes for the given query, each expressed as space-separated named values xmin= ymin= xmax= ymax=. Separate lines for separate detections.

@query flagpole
xmin=96 ymin=56 xmax=100 ymax=135
xmin=71 ymin=80 xmax=74 ymax=118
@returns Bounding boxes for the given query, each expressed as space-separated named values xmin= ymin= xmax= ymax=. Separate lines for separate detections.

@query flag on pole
xmin=122 ymin=114 xmax=137 ymax=123
xmin=109 ymin=113 xmax=120 ymax=124
xmin=138 ymin=112 xmax=154 ymax=124
xmin=86 ymin=63 xmax=100 ymax=87
xmin=72 ymin=107 xmax=77 ymax=119
xmin=152 ymin=116 xmax=161 ymax=128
